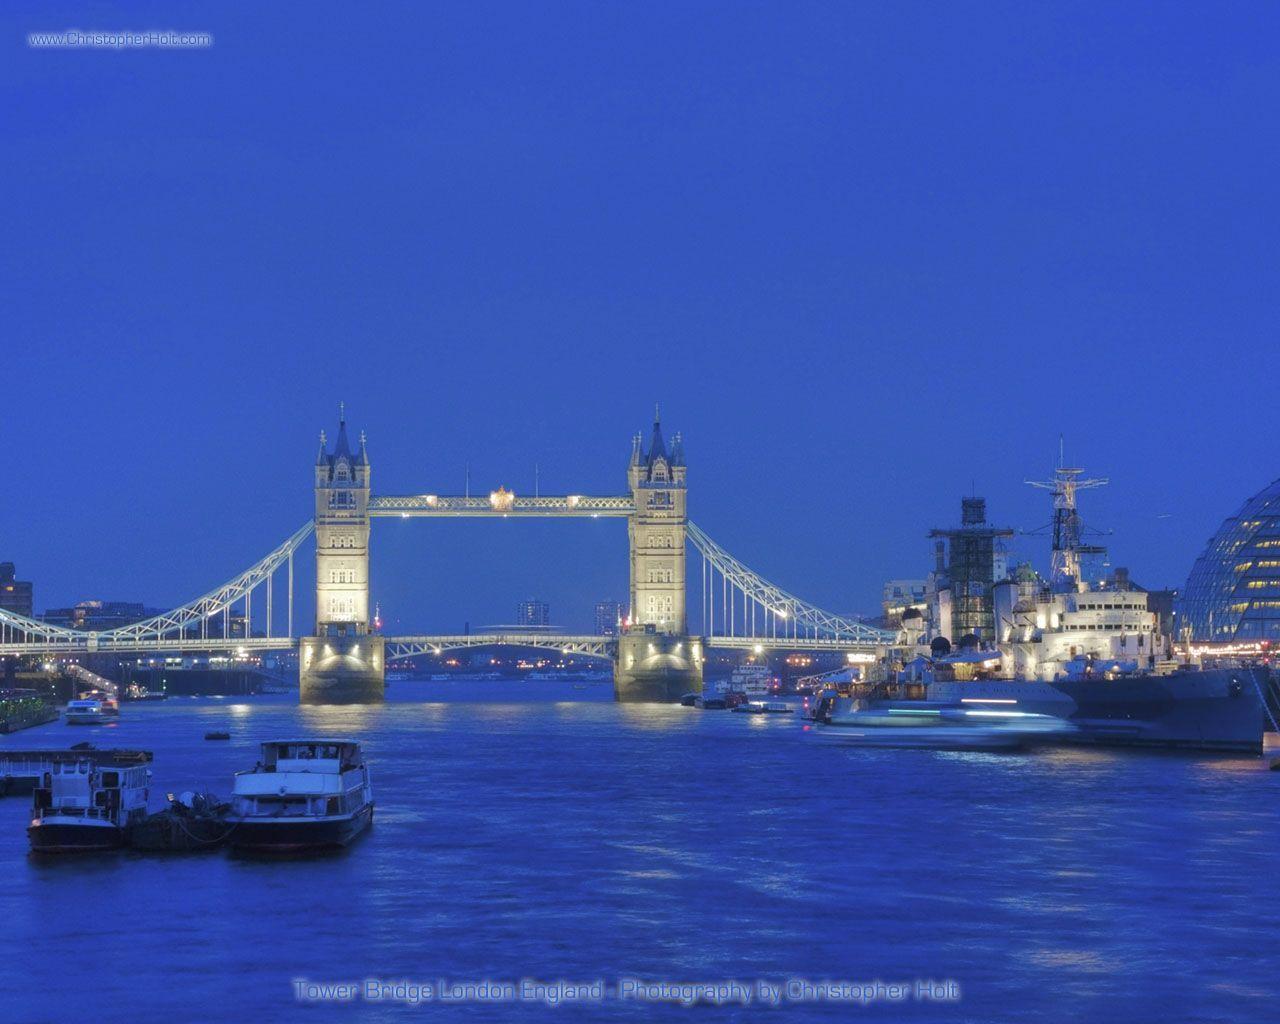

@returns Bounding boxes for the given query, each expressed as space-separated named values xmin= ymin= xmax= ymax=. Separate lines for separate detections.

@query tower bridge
xmin=0 ymin=409 xmax=897 ymax=702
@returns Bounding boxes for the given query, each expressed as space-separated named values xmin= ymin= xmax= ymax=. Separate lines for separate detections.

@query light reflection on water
xmin=0 ymin=685 xmax=1276 ymax=1023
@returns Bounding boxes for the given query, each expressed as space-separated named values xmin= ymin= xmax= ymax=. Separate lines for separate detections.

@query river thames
xmin=1 ymin=683 xmax=1275 ymax=1022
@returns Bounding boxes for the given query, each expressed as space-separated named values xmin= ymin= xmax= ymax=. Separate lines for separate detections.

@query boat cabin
xmin=32 ymin=759 xmax=150 ymax=825
xmin=255 ymin=740 xmax=362 ymax=773
xmin=232 ymin=740 xmax=370 ymax=821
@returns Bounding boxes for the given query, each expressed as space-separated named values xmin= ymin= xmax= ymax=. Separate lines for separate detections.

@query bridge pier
xmin=299 ymin=635 xmax=385 ymax=705
xmin=613 ymin=632 xmax=702 ymax=702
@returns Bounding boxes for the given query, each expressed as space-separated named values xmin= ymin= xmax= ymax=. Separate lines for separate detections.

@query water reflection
xmin=2 ymin=692 xmax=1278 ymax=1023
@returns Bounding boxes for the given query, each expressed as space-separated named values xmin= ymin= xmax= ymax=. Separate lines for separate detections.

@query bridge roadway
xmin=369 ymin=494 xmax=634 ymax=517
xmin=0 ymin=633 xmax=884 ymax=659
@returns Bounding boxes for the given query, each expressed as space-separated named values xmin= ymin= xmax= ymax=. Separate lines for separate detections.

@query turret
xmin=303 ymin=405 xmax=384 ymax=704
xmin=625 ymin=404 xmax=688 ymax=634
xmin=313 ymin=404 xmax=371 ymax=634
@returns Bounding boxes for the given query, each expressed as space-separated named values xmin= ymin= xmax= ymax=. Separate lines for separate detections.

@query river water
xmin=0 ymin=682 xmax=1275 ymax=1023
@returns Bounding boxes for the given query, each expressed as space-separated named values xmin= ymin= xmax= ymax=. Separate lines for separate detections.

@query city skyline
xmin=0 ymin=410 xmax=1271 ymax=634
xmin=4 ymin=4 xmax=1277 ymax=631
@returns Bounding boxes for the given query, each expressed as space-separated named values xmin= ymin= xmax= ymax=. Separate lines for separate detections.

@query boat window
xmin=102 ymin=772 xmax=119 ymax=787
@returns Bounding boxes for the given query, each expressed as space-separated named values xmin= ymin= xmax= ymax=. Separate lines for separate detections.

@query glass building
xmin=1181 ymin=476 xmax=1280 ymax=640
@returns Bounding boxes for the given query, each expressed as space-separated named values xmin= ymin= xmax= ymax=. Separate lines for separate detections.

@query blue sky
xmin=3 ymin=3 xmax=1278 ymax=632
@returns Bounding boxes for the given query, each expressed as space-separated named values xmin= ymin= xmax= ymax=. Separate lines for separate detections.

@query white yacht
xmin=229 ymin=740 xmax=373 ymax=852
xmin=28 ymin=756 xmax=151 ymax=852
xmin=65 ymin=698 xmax=107 ymax=725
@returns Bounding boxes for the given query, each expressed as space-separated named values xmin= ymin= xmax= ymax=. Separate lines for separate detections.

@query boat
xmin=915 ymin=575 xmax=1269 ymax=753
xmin=76 ymin=688 xmax=120 ymax=716
xmin=205 ymin=731 xmax=231 ymax=741
xmin=723 ymin=664 xmax=776 ymax=699
xmin=814 ymin=701 xmax=1072 ymax=750
xmin=925 ymin=668 xmax=1266 ymax=753
xmin=27 ymin=755 xmax=151 ymax=853
xmin=696 ymin=691 xmax=748 ymax=709
xmin=889 ymin=466 xmax=1270 ymax=753
xmin=64 ymin=699 xmax=108 ymax=726
xmin=679 ymin=692 xmax=700 ymax=707
xmin=228 ymin=740 xmax=374 ymax=852
xmin=732 ymin=700 xmax=794 ymax=714
xmin=130 ymin=792 xmax=233 ymax=852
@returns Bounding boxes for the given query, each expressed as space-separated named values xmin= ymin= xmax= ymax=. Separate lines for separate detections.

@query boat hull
xmin=815 ymin=724 xmax=1026 ymax=751
xmin=229 ymin=804 xmax=373 ymax=852
xmin=927 ymin=668 xmax=1266 ymax=753
xmin=28 ymin=820 xmax=126 ymax=853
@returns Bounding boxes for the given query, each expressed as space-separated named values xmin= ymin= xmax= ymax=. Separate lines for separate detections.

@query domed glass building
xmin=1181 ymin=477 xmax=1280 ymax=640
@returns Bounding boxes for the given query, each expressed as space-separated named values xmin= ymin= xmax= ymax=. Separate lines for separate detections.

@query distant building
xmin=1181 ymin=474 xmax=1280 ymax=641
xmin=927 ymin=497 xmax=1014 ymax=643
xmin=0 ymin=563 xmax=33 ymax=618
xmin=594 ymin=600 xmax=623 ymax=636
xmin=42 ymin=600 xmax=161 ymax=631
xmin=880 ymin=579 xmax=926 ymax=630
xmin=516 ymin=598 xmax=550 ymax=628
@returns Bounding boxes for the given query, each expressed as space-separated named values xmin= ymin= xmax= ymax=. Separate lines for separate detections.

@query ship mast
xmin=1025 ymin=439 xmax=1108 ymax=591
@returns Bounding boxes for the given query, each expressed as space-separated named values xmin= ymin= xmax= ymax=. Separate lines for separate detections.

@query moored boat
xmin=732 ymin=700 xmax=794 ymax=714
xmin=229 ymin=740 xmax=373 ymax=853
xmin=27 ymin=756 xmax=151 ymax=853
xmin=130 ymin=792 xmax=233 ymax=852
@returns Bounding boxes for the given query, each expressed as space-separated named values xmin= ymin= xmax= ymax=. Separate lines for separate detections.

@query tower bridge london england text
xmin=3 ymin=5 xmax=1279 ymax=1024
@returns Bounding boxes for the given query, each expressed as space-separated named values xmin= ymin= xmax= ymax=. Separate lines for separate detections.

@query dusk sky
xmin=4 ymin=3 xmax=1278 ymax=633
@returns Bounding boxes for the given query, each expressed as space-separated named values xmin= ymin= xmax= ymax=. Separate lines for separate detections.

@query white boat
xmin=815 ymin=702 xmax=1073 ymax=750
xmin=28 ymin=756 xmax=151 ymax=853
xmin=732 ymin=700 xmax=793 ymax=715
xmin=229 ymin=740 xmax=373 ymax=852
xmin=722 ymin=664 xmax=775 ymax=698
xmin=65 ymin=699 xmax=107 ymax=725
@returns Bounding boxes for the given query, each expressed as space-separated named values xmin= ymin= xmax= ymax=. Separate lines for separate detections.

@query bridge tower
xmin=614 ymin=408 xmax=703 ymax=702
xmin=299 ymin=406 xmax=385 ymax=704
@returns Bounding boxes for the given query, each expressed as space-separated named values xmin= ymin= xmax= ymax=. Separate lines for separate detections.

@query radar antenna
xmin=1025 ymin=440 xmax=1108 ymax=590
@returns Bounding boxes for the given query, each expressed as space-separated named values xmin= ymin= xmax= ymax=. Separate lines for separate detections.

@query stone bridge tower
xmin=300 ymin=406 xmax=385 ymax=704
xmin=615 ymin=408 xmax=703 ymax=702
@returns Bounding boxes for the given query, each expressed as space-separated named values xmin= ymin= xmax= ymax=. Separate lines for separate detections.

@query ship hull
xmin=229 ymin=804 xmax=373 ymax=853
xmin=28 ymin=819 xmax=126 ymax=853
xmin=927 ymin=668 xmax=1265 ymax=754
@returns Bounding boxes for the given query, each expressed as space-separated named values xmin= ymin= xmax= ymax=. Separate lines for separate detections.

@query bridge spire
xmin=646 ymin=403 xmax=667 ymax=464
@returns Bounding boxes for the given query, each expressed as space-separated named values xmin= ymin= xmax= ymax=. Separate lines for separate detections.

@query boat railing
xmin=38 ymin=805 xmax=113 ymax=821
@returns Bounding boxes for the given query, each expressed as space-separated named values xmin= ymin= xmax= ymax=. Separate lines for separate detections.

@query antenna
xmin=465 ymin=462 xmax=470 ymax=499
xmin=339 ymin=400 xmax=345 ymax=424
xmin=1026 ymin=441 xmax=1108 ymax=590
xmin=534 ymin=462 xmax=540 ymax=498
